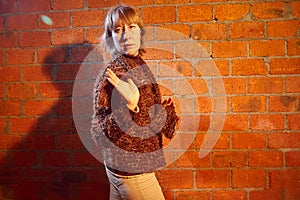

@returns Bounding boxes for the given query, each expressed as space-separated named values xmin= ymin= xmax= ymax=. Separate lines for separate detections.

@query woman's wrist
xmin=126 ymin=103 xmax=139 ymax=113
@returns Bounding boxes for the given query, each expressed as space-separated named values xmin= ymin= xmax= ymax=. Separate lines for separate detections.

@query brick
xmin=70 ymin=45 xmax=94 ymax=63
xmin=175 ymin=78 xmax=208 ymax=95
xmin=24 ymin=100 xmax=55 ymax=116
xmin=121 ymin=0 xmax=154 ymax=6
xmin=0 ymin=118 xmax=7 ymax=133
xmin=232 ymin=132 xmax=266 ymax=149
xmin=39 ymin=12 xmax=70 ymax=29
xmin=0 ymin=17 xmax=3 ymax=31
xmin=73 ymin=152 xmax=102 ymax=167
xmin=7 ymin=14 xmax=37 ymax=31
xmin=0 ymin=152 xmax=8 ymax=165
xmin=268 ymin=95 xmax=300 ymax=112
xmin=37 ymin=47 xmax=68 ymax=64
xmin=249 ymin=151 xmax=283 ymax=167
xmin=212 ymin=190 xmax=247 ymax=200
xmin=268 ymin=20 xmax=300 ymax=37
xmin=232 ymin=169 xmax=266 ymax=188
xmin=286 ymin=190 xmax=300 ymax=200
xmin=0 ymin=84 xmax=4 ymax=99
xmin=6 ymin=49 xmax=36 ymax=65
xmin=286 ymin=151 xmax=300 ymax=167
xmin=175 ymin=41 xmax=209 ymax=59
xmin=212 ymin=41 xmax=247 ymax=58
xmin=23 ymin=65 xmax=53 ymax=81
xmin=212 ymin=151 xmax=247 ymax=168
xmin=202 ymin=132 xmax=230 ymax=150
xmin=268 ymin=170 xmax=300 ymax=190
xmin=158 ymin=61 xmax=192 ymax=77
xmin=176 ymin=191 xmax=210 ymax=200
xmin=231 ymin=96 xmax=266 ymax=112
xmin=213 ymin=60 xmax=230 ymax=76
xmin=0 ymin=134 xmax=23 ymax=150
xmin=0 ymin=50 xmax=3 ymax=65
xmin=179 ymin=115 xmax=209 ymax=132
xmin=248 ymin=77 xmax=283 ymax=94
xmin=7 ymin=83 xmax=38 ymax=99
xmin=26 ymin=168 xmax=56 ymax=182
xmin=286 ymin=76 xmax=300 ymax=93
xmin=142 ymin=7 xmax=176 ymax=24
xmin=0 ymin=32 xmax=18 ymax=48
xmin=157 ymin=0 xmax=189 ymax=4
xmin=287 ymin=38 xmax=300 ymax=56
xmin=232 ymin=59 xmax=268 ymax=76
xmin=25 ymin=135 xmax=55 ymax=150
xmin=196 ymin=170 xmax=230 ymax=188
xmin=60 ymin=170 xmax=89 ymax=182
xmin=9 ymin=117 xmax=38 ymax=134
xmin=72 ymin=10 xmax=104 ymax=27
xmin=159 ymin=170 xmax=194 ymax=189
xmin=86 ymin=27 xmax=103 ymax=44
xmin=58 ymin=64 xmax=86 ymax=81
xmin=269 ymin=132 xmax=300 ymax=149
xmin=0 ymin=100 xmax=20 ymax=116
xmin=178 ymin=5 xmax=212 ymax=22
xmin=249 ymin=40 xmax=285 ymax=57
xmin=290 ymin=1 xmax=300 ymax=18
xmin=193 ymin=0 xmax=227 ymax=2
xmin=37 ymin=116 xmax=72 ymax=134
xmin=214 ymin=78 xmax=246 ymax=95
xmin=52 ymin=29 xmax=84 ymax=46
xmin=0 ymin=66 xmax=21 ymax=82
xmin=55 ymin=99 xmax=73 ymax=115
xmin=195 ymin=97 xmax=211 ymax=113
xmin=175 ymin=151 xmax=210 ymax=168
xmin=39 ymin=83 xmax=71 ymax=98
xmin=86 ymin=0 xmax=118 ymax=8
xmin=57 ymin=134 xmax=84 ymax=150
xmin=158 ymin=24 xmax=190 ymax=40
xmin=0 ymin=0 xmax=17 ymax=14
xmin=19 ymin=0 xmax=50 ymax=12
xmin=287 ymin=114 xmax=300 ymax=130
xmin=230 ymin=22 xmax=265 ymax=39
xmin=250 ymin=189 xmax=282 ymax=200
xmin=192 ymin=23 xmax=226 ymax=40
xmin=270 ymin=58 xmax=300 ymax=75
xmin=11 ymin=151 xmax=38 ymax=166
xmin=214 ymin=4 xmax=250 ymax=21
xmin=52 ymin=0 xmax=84 ymax=10
xmin=252 ymin=2 xmax=287 ymax=19
xmin=42 ymin=152 xmax=71 ymax=167
xmin=250 ymin=114 xmax=284 ymax=131
xmin=143 ymin=44 xmax=174 ymax=60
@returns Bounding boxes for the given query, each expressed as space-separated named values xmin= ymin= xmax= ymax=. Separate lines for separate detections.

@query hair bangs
xmin=112 ymin=7 xmax=140 ymax=29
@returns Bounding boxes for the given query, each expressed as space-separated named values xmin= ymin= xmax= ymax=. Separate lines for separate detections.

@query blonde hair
xmin=103 ymin=5 xmax=145 ymax=56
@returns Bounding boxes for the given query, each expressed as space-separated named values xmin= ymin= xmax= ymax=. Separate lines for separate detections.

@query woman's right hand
xmin=106 ymin=68 xmax=140 ymax=112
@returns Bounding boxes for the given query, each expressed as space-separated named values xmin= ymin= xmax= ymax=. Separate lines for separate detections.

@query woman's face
xmin=112 ymin=22 xmax=141 ymax=56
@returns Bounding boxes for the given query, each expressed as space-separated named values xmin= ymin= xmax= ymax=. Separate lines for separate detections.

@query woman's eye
xmin=114 ymin=27 xmax=122 ymax=33
xmin=129 ymin=24 xmax=137 ymax=29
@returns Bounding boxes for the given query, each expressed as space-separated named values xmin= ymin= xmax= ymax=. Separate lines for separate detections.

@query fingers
xmin=162 ymin=98 xmax=173 ymax=106
xmin=106 ymin=69 xmax=119 ymax=87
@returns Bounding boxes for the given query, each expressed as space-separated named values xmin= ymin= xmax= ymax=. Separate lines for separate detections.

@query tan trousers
xmin=105 ymin=166 xmax=165 ymax=200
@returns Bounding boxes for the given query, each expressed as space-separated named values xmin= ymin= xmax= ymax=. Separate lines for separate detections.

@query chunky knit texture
xmin=91 ymin=54 xmax=178 ymax=173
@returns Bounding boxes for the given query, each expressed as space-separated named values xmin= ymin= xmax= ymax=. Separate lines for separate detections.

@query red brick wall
xmin=0 ymin=0 xmax=299 ymax=200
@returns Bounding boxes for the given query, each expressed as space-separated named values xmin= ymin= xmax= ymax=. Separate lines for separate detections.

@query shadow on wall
xmin=0 ymin=43 xmax=110 ymax=200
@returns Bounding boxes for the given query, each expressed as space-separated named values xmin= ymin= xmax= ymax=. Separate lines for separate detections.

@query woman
xmin=91 ymin=4 xmax=178 ymax=200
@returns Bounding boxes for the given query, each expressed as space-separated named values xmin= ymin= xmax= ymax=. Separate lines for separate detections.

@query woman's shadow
xmin=0 ymin=43 xmax=110 ymax=200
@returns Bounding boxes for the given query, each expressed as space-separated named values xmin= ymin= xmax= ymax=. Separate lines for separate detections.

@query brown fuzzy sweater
xmin=91 ymin=54 xmax=178 ymax=174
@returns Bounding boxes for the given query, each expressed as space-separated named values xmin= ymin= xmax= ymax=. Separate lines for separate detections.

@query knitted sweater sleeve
xmin=148 ymin=83 xmax=179 ymax=139
xmin=91 ymin=63 xmax=134 ymax=147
